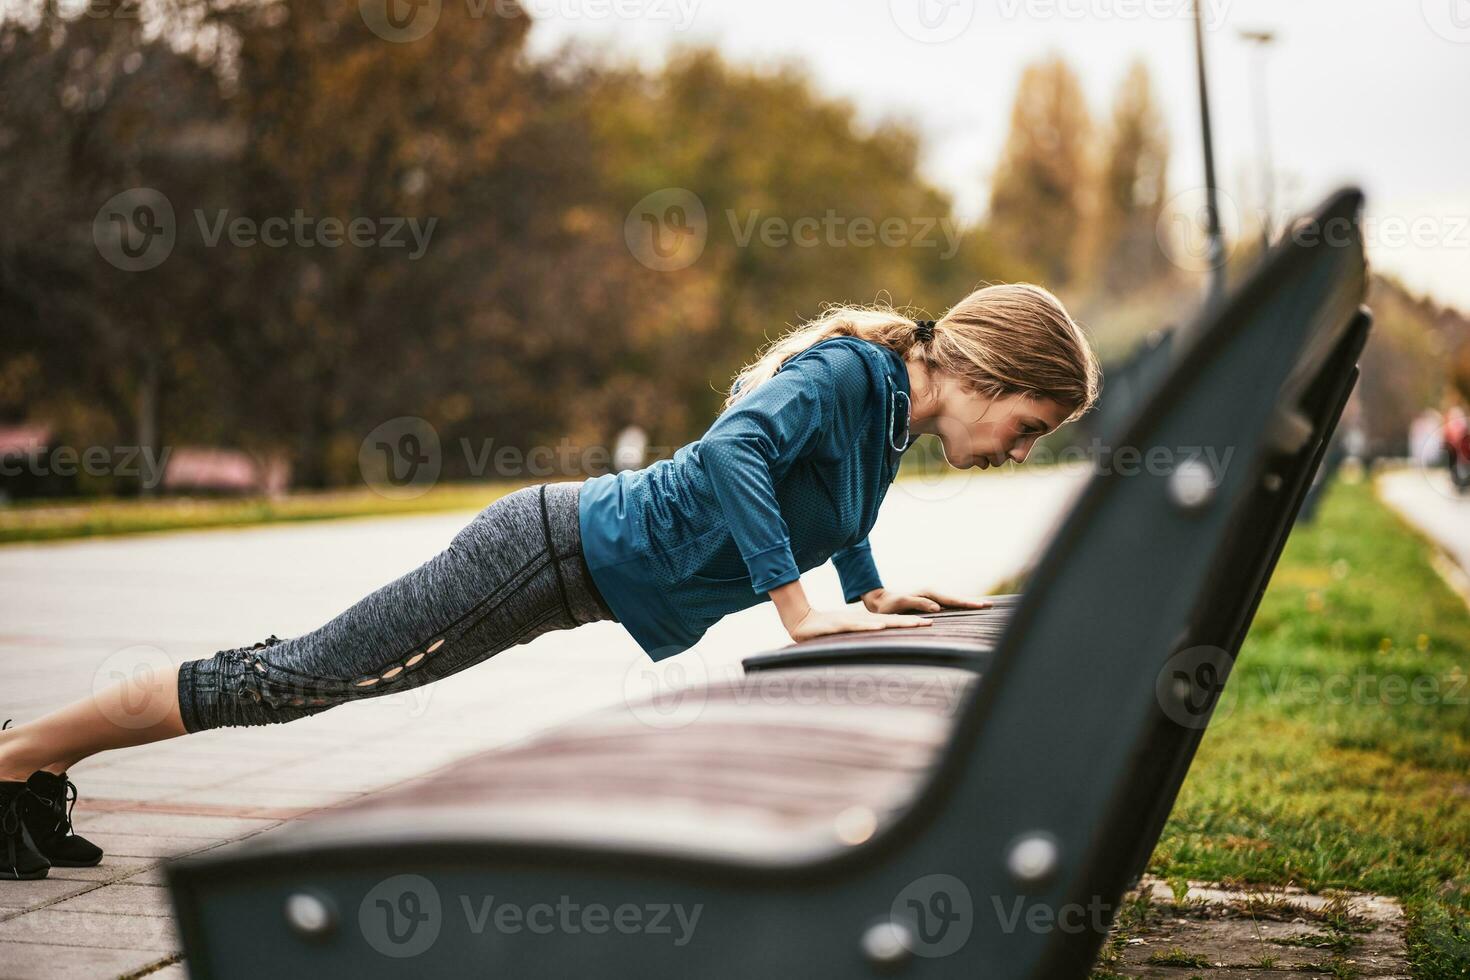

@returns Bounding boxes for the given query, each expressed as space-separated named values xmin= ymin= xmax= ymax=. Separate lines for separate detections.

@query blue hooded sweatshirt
xmin=578 ymin=335 xmax=914 ymax=661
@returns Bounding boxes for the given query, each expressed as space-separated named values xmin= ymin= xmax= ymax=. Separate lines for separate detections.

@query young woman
xmin=0 ymin=282 xmax=1100 ymax=879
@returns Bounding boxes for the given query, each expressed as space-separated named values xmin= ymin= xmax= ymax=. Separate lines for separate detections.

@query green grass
xmin=1144 ymin=479 xmax=1470 ymax=978
xmin=0 ymin=480 xmax=531 ymax=544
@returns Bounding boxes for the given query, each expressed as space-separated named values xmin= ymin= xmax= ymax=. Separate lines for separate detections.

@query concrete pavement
xmin=0 ymin=468 xmax=1086 ymax=978
xmin=1378 ymin=466 xmax=1470 ymax=600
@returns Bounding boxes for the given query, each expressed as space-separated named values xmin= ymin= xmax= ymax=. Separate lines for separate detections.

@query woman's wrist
xmin=768 ymin=579 xmax=812 ymax=633
xmin=859 ymin=587 xmax=886 ymax=611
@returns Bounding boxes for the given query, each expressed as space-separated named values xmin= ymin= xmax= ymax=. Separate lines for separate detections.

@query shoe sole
xmin=1 ymin=867 xmax=50 ymax=880
xmin=45 ymin=856 xmax=103 ymax=868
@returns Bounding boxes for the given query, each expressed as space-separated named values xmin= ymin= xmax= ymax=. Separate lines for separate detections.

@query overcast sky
xmin=524 ymin=0 xmax=1470 ymax=309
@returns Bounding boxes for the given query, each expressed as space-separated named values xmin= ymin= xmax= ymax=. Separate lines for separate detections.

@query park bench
xmin=165 ymin=187 xmax=1371 ymax=979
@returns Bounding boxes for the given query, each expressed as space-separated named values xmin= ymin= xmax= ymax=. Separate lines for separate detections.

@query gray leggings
xmin=176 ymin=480 xmax=617 ymax=733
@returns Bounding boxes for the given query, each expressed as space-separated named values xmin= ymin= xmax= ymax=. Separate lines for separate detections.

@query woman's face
xmin=914 ymin=375 xmax=1074 ymax=470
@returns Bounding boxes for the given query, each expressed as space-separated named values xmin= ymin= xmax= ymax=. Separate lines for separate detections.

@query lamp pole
xmin=1193 ymin=0 xmax=1226 ymax=307
xmin=1238 ymin=28 xmax=1278 ymax=250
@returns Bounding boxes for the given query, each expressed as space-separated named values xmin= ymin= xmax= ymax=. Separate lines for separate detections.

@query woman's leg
xmin=0 ymin=480 xmax=615 ymax=775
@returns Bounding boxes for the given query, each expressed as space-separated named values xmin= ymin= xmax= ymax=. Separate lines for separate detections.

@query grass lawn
xmin=0 ymin=480 xmax=529 ymax=544
xmin=1127 ymin=478 xmax=1470 ymax=977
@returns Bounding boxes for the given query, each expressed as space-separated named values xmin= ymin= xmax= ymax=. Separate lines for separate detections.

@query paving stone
xmin=75 ymin=834 xmax=217 ymax=860
xmin=49 ymin=883 xmax=174 ymax=917
xmin=74 ymin=811 xmax=278 ymax=839
xmin=0 ymin=909 xmax=178 ymax=950
xmin=0 ymin=941 xmax=173 ymax=980
xmin=0 ymin=878 xmax=95 ymax=912
xmin=112 ymin=867 xmax=169 ymax=886
xmin=39 ymin=862 xmax=148 ymax=884
xmin=151 ymin=785 xmax=360 ymax=810
xmin=1109 ymin=876 xmax=1409 ymax=978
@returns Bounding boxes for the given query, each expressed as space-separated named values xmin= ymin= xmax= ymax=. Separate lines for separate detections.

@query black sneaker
xmin=21 ymin=770 xmax=103 ymax=868
xmin=1 ymin=780 xmax=50 ymax=880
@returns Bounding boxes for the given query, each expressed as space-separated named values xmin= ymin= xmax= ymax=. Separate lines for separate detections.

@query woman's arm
xmin=701 ymin=359 xmax=829 ymax=594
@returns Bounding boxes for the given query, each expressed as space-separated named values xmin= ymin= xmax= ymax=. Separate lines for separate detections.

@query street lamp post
xmin=1239 ymin=28 xmax=1278 ymax=250
xmin=1193 ymin=0 xmax=1227 ymax=308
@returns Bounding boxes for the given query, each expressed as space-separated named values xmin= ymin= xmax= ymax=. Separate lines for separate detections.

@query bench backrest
xmin=885 ymin=188 xmax=1370 ymax=977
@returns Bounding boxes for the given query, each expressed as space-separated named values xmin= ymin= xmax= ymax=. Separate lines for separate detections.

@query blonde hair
xmin=723 ymin=283 xmax=1101 ymax=422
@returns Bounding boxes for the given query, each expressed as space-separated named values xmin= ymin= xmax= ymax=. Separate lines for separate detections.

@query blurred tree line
xmin=0 ymin=0 xmax=1459 ymax=494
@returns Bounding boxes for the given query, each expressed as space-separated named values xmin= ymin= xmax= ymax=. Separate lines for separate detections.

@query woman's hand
xmin=860 ymin=587 xmax=994 ymax=615
xmin=787 ymin=606 xmax=932 ymax=643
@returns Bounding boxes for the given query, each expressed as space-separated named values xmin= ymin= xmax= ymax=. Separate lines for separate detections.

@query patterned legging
xmin=176 ymin=481 xmax=617 ymax=732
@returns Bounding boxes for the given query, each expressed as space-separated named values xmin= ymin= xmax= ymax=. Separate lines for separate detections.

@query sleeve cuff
xmin=745 ymin=539 xmax=801 ymax=594
xmin=833 ymin=543 xmax=883 ymax=604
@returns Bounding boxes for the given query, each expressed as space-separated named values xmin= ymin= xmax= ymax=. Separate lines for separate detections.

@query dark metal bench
xmin=165 ymin=187 xmax=1371 ymax=980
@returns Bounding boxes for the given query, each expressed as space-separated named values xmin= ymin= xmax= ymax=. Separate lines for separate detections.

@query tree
xmin=987 ymin=54 xmax=1093 ymax=287
xmin=1089 ymin=59 xmax=1171 ymax=293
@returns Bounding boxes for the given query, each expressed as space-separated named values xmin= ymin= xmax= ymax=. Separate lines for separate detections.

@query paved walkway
xmin=1378 ymin=466 xmax=1470 ymax=598
xmin=0 ymin=468 xmax=1086 ymax=978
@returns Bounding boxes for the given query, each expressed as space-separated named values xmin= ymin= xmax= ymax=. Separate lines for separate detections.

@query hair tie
xmin=913 ymin=320 xmax=936 ymax=342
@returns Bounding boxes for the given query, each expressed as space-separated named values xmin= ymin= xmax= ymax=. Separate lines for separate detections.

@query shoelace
xmin=55 ymin=776 xmax=80 ymax=837
xmin=1 ymin=793 xmax=20 ymax=836
xmin=3 ymin=789 xmax=25 ymax=875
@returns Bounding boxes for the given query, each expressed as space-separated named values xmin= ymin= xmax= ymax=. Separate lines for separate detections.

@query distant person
xmin=612 ymin=424 xmax=649 ymax=472
xmin=0 ymin=283 xmax=1100 ymax=879
xmin=1409 ymin=408 xmax=1443 ymax=470
xmin=1445 ymin=403 xmax=1470 ymax=493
